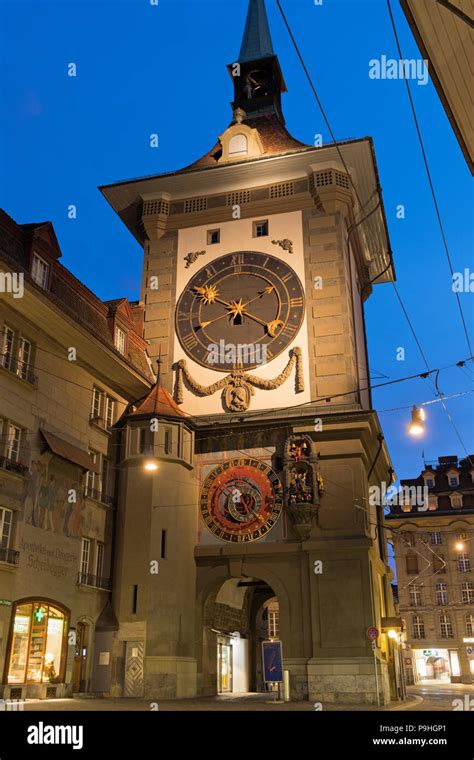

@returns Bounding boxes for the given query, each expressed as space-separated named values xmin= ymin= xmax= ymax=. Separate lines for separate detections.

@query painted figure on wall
xmin=21 ymin=459 xmax=84 ymax=539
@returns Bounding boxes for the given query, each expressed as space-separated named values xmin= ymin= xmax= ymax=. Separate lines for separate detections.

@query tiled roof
xmin=180 ymin=114 xmax=312 ymax=172
xmin=128 ymin=383 xmax=188 ymax=419
xmin=0 ymin=209 xmax=154 ymax=383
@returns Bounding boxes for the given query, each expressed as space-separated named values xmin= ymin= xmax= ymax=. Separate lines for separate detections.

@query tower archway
xmin=195 ymin=563 xmax=292 ymax=697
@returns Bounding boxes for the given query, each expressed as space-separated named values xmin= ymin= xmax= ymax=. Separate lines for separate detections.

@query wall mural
xmin=19 ymin=459 xmax=88 ymax=539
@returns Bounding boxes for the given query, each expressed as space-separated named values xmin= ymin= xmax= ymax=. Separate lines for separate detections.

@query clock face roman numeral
xmin=281 ymin=324 xmax=297 ymax=338
xmin=290 ymin=297 xmax=303 ymax=308
xmin=205 ymin=266 xmax=217 ymax=278
xmin=182 ymin=333 xmax=198 ymax=351
xmin=281 ymin=272 xmax=292 ymax=283
xmin=231 ymin=254 xmax=245 ymax=266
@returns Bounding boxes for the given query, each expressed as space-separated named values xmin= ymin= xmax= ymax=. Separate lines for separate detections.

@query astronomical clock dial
xmin=200 ymin=459 xmax=283 ymax=543
xmin=176 ymin=252 xmax=305 ymax=371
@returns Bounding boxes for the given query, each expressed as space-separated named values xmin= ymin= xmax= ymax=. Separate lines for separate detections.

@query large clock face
xmin=176 ymin=252 xmax=305 ymax=371
xmin=200 ymin=459 xmax=283 ymax=543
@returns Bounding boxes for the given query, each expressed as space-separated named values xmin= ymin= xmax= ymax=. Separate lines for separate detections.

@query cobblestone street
xmin=16 ymin=684 xmax=474 ymax=712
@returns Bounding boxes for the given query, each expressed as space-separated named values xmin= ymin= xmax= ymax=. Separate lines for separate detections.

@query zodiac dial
xmin=200 ymin=459 xmax=283 ymax=543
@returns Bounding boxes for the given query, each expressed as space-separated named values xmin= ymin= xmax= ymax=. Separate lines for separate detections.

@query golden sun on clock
xmin=175 ymin=251 xmax=305 ymax=371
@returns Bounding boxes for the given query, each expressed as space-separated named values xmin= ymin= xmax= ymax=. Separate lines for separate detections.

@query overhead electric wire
xmin=275 ymin=0 xmax=474 ymax=463
xmin=3 ymin=340 xmax=473 ymax=428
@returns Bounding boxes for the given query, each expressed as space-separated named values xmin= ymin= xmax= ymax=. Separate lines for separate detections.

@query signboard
xmin=262 ymin=641 xmax=283 ymax=683
xmin=366 ymin=626 xmax=379 ymax=640
xmin=463 ymin=637 xmax=474 ymax=644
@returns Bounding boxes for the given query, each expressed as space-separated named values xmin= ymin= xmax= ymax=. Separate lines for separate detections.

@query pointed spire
xmin=238 ymin=0 xmax=275 ymax=63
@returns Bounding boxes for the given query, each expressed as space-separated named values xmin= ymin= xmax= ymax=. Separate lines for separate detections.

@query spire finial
xmin=238 ymin=0 xmax=275 ymax=63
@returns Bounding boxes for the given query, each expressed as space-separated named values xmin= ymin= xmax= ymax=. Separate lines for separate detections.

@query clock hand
xmin=241 ymin=285 xmax=275 ymax=309
xmin=242 ymin=310 xmax=286 ymax=337
xmin=197 ymin=312 xmax=232 ymax=330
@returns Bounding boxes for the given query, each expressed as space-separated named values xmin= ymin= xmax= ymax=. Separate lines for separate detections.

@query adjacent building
xmin=0 ymin=210 xmax=153 ymax=699
xmin=387 ymin=455 xmax=474 ymax=685
xmin=401 ymin=0 xmax=473 ymax=174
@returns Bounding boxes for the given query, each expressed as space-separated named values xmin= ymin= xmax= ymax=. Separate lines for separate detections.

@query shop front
xmin=3 ymin=598 xmax=69 ymax=699
xmin=412 ymin=648 xmax=460 ymax=684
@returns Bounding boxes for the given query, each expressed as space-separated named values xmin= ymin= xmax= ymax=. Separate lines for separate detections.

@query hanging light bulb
xmin=408 ymin=405 xmax=425 ymax=436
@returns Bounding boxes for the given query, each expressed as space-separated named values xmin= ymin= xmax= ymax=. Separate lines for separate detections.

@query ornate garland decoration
xmin=175 ymin=347 xmax=305 ymax=412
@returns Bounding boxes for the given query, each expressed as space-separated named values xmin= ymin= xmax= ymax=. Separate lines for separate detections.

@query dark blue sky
xmin=1 ymin=0 xmax=473 ymax=483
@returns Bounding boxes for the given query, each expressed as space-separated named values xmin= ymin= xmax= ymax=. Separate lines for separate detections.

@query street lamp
xmin=408 ymin=406 xmax=425 ymax=436
xmin=456 ymin=541 xmax=465 ymax=552
xmin=388 ymin=629 xmax=398 ymax=640
xmin=144 ymin=460 xmax=159 ymax=472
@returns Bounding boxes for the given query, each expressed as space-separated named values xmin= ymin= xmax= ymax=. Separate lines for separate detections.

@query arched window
xmin=6 ymin=599 xmax=69 ymax=684
xmin=229 ymin=134 xmax=248 ymax=156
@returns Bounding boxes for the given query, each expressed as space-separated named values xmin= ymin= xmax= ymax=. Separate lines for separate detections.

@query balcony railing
xmin=0 ymin=547 xmax=20 ymax=565
xmin=77 ymin=572 xmax=111 ymax=590
xmin=83 ymin=487 xmax=113 ymax=506
xmin=0 ymin=455 xmax=29 ymax=477
xmin=0 ymin=352 xmax=37 ymax=386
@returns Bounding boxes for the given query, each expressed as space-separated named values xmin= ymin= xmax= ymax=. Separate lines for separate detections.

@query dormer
xmin=218 ymin=116 xmax=265 ymax=163
xmin=21 ymin=221 xmax=62 ymax=291
xmin=446 ymin=467 xmax=460 ymax=488
xmin=422 ymin=468 xmax=436 ymax=489
xmin=106 ymin=298 xmax=135 ymax=357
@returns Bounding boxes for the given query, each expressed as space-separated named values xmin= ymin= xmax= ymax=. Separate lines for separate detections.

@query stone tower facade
xmin=102 ymin=0 xmax=400 ymax=704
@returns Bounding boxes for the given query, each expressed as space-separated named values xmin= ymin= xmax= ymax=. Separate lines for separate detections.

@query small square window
xmin=207 ymin=229 xmax=220 ymax=245
xmin=449 ymin=477 xmax=459 ymax=487
xmin=253 ymin=220 xmax=268 ymax=238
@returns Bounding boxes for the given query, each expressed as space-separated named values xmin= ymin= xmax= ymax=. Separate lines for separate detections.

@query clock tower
xmin=102 ymin=0 xmax=400 ymax=704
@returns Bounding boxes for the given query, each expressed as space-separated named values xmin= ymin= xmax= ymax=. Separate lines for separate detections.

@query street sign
xmin=262 ymin=641 xmax=283 ymax=683
xmin=371 ymin=641 xmax=377 ymax=651
xmin=367 ymin=626 xmax=379 ymax=640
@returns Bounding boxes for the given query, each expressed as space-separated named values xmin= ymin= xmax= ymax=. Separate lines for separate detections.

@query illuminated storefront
xmin=5 ymin=600 xmax=68 ymax=688
xmin=412 ymin=648 xmax=460 ymax=683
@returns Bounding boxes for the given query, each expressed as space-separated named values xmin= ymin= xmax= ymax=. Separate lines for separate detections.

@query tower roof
xmin=128 ymin=382 xmax=188 ymax=419
xmin=238 ymin=0 xmax=275 ymax=63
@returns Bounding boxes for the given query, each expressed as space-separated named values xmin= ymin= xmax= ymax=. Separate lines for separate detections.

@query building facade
xmin=0 ymin=210 xmax=153 ymax=699
xmin=100 ymin=0 xmax=400 ymax=705
xmin=0 ymin=0 xmax=403 ymax=705
xmin=387 ymin=455 xmax=474 ymax=685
